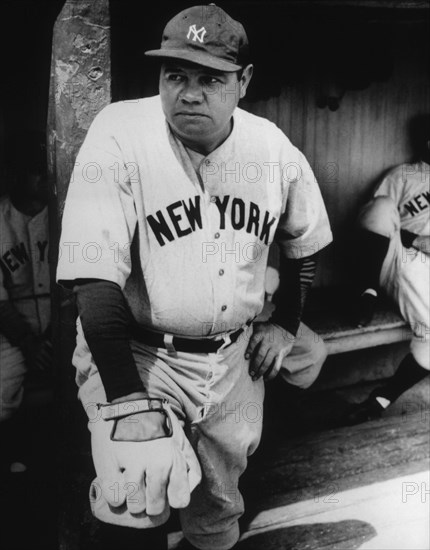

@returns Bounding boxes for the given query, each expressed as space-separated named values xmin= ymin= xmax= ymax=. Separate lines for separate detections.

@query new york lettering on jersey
xmin=146 ymin=195 xmax=277 ymax=246
xmin=57 ymin=96 xmax=331 ymax=335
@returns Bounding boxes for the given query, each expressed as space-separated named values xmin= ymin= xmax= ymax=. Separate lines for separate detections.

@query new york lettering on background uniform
xmin=0 ymin=198 xmax=50 ymax=333
xmin=375 ymin=162 xmax=430 ymax=236
xmin=0 ymin=196 xmax=50 ymax=419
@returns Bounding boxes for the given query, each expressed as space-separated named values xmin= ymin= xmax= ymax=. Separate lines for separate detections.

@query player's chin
xmin=174 ymin=117 xmax=212 ymax=134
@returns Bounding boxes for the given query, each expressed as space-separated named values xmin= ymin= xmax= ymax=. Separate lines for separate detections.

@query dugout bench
xmin=303 ymin=287 xmax=413 ymax=356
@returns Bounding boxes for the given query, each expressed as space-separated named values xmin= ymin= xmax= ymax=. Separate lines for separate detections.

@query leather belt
xmin=132 ymin=325 xmax=246 ymax=353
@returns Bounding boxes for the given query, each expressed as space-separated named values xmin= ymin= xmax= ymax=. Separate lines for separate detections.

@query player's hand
xmin=412 ymin=235 xmax=430 ymax=255
xmin=245 ymin=322 xmax=295 ymax=381
xmin=90 ymin=401 xmax=202 ymax=517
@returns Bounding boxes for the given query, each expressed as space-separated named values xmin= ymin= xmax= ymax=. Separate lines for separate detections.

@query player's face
xmin=160 ymin=61 xmax=253 ymax=155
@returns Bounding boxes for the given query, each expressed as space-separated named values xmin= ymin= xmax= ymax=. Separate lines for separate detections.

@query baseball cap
xmin=145 ymin=4 xmax=249 ymax=72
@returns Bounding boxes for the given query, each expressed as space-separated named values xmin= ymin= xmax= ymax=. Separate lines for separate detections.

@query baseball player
xmin=56 ymin=5 xmax=332 ymax=549
xmin=0 ymin=148 xmax=52 ymax=472
xmin=346 ymin=116 xmax=429 ymax=424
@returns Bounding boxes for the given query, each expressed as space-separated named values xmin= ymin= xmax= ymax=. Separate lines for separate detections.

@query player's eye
xmin=166 ymin=73 xmax=185 ymax=82
xmin=201 ymin=76 xmax=220 ymax=86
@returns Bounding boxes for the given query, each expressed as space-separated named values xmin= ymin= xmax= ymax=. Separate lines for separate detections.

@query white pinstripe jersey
xmin=57 ymin=96 xmax=332 ymax=337
xmin=375 ymin=162 xmax=430 ymax=236
xmin=0 ymin=196 xmax=50 ymax=334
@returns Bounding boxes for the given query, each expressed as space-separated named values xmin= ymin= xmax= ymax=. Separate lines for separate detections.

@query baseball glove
xmin=85 ymin=395 xmax=201 ymax=527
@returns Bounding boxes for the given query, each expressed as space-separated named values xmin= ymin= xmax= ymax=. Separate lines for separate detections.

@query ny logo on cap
xmin=187 ymin=24 xmax=207 ymax=43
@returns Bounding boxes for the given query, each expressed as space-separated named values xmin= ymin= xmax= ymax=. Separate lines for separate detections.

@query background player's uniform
xmin=359 ymin=161 xmax=430 ymax=369
xmin=57 ymin=96 xmax=332 ymax=549
xmin=0 ymin=196 xmax=50 ymax=421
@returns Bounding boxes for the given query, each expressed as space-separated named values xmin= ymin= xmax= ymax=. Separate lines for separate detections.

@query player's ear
xmin=239 ymin=64 xmax=253 ymax=99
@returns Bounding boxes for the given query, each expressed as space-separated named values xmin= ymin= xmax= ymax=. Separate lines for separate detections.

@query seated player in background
xmin=0 ymin=137 xmax=52 ymax=473
xmin=346 ymin=114 xmax=429 ymax=424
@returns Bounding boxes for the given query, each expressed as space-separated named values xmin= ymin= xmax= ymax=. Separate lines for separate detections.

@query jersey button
xmin=221 ymin=305 xmax=227 ymax=312
xmin=214 ymin=232 xmax=220 ymax=239
xmin=219 ymin=269 xmax=224 ymax=276
xmin=210 ymin=196 xmax=217 ymax=203
xmin=205 ymin=159 xmax=211 ymax=166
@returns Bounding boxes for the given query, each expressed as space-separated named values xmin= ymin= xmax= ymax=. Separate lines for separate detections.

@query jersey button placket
xmin=205 ymin=156 xmax=227 ymax=321
xmin=218 ymin=242 xmax=230 ymax=314
xmin=206 ymin=200 xmax=224 ymax=325
xmin=200 ymin=158 xmax=213 ymax=193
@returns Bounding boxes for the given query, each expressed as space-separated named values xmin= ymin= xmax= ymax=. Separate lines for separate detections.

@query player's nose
xmin=180 ymin=79 xmax=204 ymax=103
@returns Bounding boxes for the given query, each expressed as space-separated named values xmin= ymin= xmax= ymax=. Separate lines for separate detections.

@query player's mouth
xmin=175 ymin=111 xmax=209 ymax=118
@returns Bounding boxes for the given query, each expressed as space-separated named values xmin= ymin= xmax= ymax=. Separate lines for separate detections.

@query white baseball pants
xmin=76 ymin=321 xmax=326 ymax=550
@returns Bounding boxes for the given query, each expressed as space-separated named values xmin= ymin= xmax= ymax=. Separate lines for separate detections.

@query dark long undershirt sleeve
xmin=271 ymin=253 xmax=319 ymax=337
xmin=74 ymin=280 xmax=146 ymax=402
xmin=400 ymin=229 xmax=418 ymax=249
xmin=0 ymin=300 xmax=33 ymax=346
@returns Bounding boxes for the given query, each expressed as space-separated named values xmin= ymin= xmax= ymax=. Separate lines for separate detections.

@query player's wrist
xmin=271 ymin=321 xmax=297 ymax=342
xmin=111 ymin=391 xmax=149 ymax=404
xmin=412 ymin=235 xmax=430 ymax=254
xmin=113 ymin=410 xmax=171 ymax=441
xmin=98 ymin=397 xmax=173 ymax=442
xmin=269 ymin=316 xmax=300 ymax=338
xmin=400 ymin=229 xmax=419 ymax=249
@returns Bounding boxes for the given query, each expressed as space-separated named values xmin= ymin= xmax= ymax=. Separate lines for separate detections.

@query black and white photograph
xmin=0 ymin=1 xmax=429 ymax=549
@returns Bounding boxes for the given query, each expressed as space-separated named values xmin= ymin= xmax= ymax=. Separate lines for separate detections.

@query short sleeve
xmin=56 ymin=105 xmax=137 ymax=288
xmin=374 ymin=165 xmax=406 ymax=207
xmin=275 ymin=138 xmax=332 ymax=259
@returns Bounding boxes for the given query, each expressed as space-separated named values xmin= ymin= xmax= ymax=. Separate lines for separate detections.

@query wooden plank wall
xmin=242 ymin=20 xmax=429 ymax=287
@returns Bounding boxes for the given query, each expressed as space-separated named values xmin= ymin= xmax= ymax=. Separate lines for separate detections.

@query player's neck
xmin=11 ymin=196 xmax=47 ymax=217
xmin=171 ymin=119 xmax=233 ymax=156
